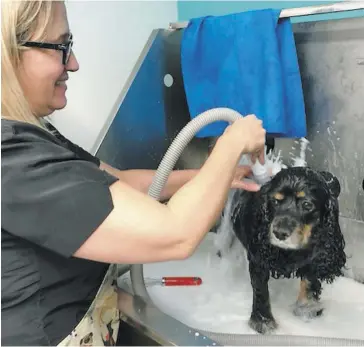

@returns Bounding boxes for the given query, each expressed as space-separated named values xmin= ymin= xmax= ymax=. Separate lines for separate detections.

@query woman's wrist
xmin=216 ymin=133 xmax=245 ymax=163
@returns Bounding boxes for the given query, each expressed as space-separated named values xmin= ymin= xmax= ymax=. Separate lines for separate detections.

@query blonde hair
xmin=1 ymin=1 xmax=55 ymax=126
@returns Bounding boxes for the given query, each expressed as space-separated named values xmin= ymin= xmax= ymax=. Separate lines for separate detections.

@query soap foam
xmin=120 ymin=234 xmax=364 ymax=340
xmin=240 ymin=146 xmax=288 ymax=185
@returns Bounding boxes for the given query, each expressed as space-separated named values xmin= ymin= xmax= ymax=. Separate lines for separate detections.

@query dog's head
xmin=258 ymin=166 xmax=341 ymax=251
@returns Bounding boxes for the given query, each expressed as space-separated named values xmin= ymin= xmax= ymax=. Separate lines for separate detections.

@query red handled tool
xmin=141 ymin=276 xmax=203 ymax=287
xmin=160 ymin=276 xmax=202 ymax=286
xmin=121 ymin=276 xmax=203 ymax=288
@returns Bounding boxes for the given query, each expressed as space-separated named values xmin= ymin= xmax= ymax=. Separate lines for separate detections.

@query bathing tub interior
xmin=94 ymin=11 xmax=364 ymax=346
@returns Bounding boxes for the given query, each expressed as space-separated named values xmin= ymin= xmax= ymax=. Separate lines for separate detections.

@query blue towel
xmin=181 ymin=9 xmax=307 ymax=138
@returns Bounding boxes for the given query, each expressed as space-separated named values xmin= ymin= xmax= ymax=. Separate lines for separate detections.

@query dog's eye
xmin=271 ymin=193 xmax=284 ymax=206
xmin=272 ymin=199 xmax=280 ymax=206
xmin=302 ymin=201 xmax=314 ymax=211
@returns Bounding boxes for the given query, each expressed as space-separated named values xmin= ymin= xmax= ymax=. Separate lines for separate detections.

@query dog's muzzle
xmin=269 ymin=215 xmax=312 ymax=250
xmin=271 ymin=215 xmax=298 ymax=239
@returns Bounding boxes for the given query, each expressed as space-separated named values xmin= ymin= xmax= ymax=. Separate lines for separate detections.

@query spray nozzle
xmin=251 ymin=160 xmax=272 ymax=185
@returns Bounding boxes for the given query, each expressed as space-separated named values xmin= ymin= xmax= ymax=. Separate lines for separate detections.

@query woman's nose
xmin=66 ymin=51 xmax=79 ymax=72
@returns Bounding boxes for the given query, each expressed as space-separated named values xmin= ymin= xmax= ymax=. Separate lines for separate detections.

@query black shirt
xmin=1 ymin=119 xmax=118 ymax=346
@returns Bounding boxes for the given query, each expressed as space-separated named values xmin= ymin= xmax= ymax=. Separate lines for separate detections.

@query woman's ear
xmin=319 ymin=171 xmax=341 ymax=198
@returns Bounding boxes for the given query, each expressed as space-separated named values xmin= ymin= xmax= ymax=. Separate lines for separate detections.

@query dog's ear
xmin=313 ymin=194 xmax=346 ymax=282
xmin=255 ymin=182 xmax=273 ymax=228
xmin=319 ymin=171 xmax=341 ymax=198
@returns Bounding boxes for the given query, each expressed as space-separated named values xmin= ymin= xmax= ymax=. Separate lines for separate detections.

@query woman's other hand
xmin=231 ymin=165 xmax=260 ymax=191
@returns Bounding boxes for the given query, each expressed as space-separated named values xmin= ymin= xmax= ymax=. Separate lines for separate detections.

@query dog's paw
xmin=248 ymin=314 xmax=278 ymax=334
xmin=293 ymin=300 xmax=324 ymax=321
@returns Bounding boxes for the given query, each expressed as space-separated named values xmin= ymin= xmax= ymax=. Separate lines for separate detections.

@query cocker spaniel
xmin=226 ymin=166 xmax=346 ymax=334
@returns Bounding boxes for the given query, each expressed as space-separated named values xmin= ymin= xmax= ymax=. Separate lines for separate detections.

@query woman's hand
xmin=231 ymin=165 xmax=260 ymax=191
xmin=222 ymin=114 xmax=266 ymax=164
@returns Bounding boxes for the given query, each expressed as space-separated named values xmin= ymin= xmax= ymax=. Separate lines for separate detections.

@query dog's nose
xmin=273 ymin=229 xmax=290 ymax=240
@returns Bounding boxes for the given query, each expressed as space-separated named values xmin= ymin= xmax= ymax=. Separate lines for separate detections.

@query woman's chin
xmin=51 ymin=94 xmax=68 ymax=111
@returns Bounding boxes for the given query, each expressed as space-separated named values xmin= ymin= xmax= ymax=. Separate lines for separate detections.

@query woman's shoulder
xmin=1 ymin=118 xmax=57 ymax=144
xmin=1 ymin=118 xmax=102 ymax=167
xmin=1 ymin=118 xmax=77 ymax=169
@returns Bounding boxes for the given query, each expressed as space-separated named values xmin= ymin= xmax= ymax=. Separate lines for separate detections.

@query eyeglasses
xmin=22 ymin=33 xmax=73 ymax=65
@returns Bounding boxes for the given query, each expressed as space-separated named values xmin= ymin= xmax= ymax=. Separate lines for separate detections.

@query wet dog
xmin=227 ymin=167 xmax=346 ymax=334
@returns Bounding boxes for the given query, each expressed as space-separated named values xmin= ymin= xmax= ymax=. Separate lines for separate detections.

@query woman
xmin=1 ymin=1 xmax=266 ymax=346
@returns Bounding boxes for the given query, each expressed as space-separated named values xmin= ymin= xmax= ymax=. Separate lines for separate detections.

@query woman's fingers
xmin=232 ymin=179 xmax=260 ymax=191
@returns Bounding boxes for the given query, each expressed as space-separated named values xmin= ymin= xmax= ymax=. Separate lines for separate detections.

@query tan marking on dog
xmin=297 ymin=279 xmax=309 ymax=304
xmin=300 ymin=224 xmax=313 ymax=245
xmin=296 ymin=191 xmax=306 ymax=198
xmin=273 ymin=192 xmax=284 ymax=200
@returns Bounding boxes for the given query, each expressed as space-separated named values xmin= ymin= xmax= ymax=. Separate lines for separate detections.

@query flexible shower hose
xmin=130 ymin=107 xmax=364 ymax=346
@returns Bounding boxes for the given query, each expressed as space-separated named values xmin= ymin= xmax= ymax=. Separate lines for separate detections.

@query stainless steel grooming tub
xmin=94 ymin=3 xmax=364 ymax=345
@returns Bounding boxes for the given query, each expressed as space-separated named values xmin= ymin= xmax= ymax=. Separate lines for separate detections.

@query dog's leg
xmin=293 ymin=278 xmax=323 ymax=320
xmin=248 ymin=262 xmax=277 ymax=334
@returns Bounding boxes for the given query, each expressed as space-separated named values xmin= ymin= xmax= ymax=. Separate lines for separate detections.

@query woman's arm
xmin=99 ymin=163 xmax=261 ymax=199
xmin=99 ymin=162 xmax=197 ymax=201
xmin=74 ymin=137 xmax=241 ymax=264
xmin=74 ymin=115 xmax=266 ymax=264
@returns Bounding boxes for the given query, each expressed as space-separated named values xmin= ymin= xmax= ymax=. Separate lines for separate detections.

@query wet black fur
xmin=228 ymin=166 xmax=346 ymax=334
